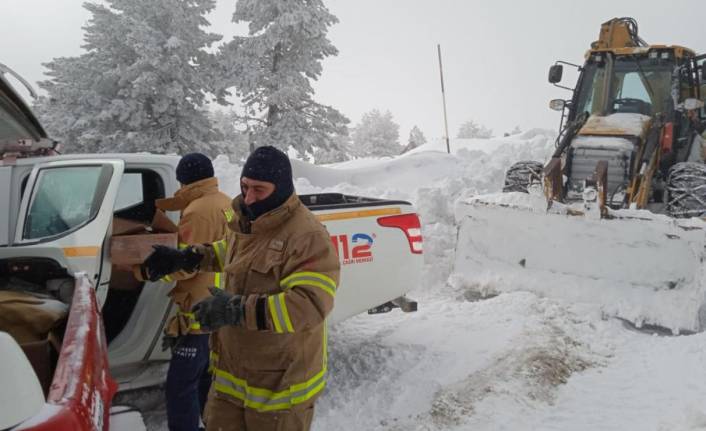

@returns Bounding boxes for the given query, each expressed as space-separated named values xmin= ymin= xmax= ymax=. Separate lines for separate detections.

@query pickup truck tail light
xmin=377 ymin=213 xmax=423 ymax=254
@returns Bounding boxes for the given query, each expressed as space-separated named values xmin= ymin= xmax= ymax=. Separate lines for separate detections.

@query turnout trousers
xmin=203 ymin=391 xmax=315 ymax=431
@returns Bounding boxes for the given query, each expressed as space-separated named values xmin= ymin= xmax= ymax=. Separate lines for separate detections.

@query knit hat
xmin=240 ymin=146 xmax=294 ymax=220
xmin=176 ymin=153 xmax=214 ymax=185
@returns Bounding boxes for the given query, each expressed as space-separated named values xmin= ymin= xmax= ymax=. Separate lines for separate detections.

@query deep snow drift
xmin=140 ymin=129 xmax=706 ymax=430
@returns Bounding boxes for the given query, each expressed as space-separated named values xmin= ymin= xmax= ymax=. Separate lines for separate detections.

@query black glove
xmin=192 ymin=287 xmax=244 ymax=331
xmin=140 ymin=245 xmax=204 ymax=282
xmin=161 ymin=334 xmax=183 ymax=352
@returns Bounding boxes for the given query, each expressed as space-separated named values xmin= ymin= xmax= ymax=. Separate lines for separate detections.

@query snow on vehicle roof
xmin=4 ymin=152 xmax=181 ymax=167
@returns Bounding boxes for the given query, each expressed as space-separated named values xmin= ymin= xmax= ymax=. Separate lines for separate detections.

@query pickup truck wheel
xmin=502 ymin=161 xmax=544 ymax=193
xmin=667 ymin=162 xmax=706 ymax=218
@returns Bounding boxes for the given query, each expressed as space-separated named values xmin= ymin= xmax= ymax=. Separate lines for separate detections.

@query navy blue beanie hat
xmin=176 ymin=153 xmax=214 ymax=185
xmin=240 ymin=146 xmax=294 ymax=220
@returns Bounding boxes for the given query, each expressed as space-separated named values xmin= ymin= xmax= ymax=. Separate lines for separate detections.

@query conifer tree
xmin=216 ymin=0 xmax=349 ymax=156
xmin=351 ymin=109 xmax=400 ymax=157
xmin=37 ymin=0 xmax=222 ymax=154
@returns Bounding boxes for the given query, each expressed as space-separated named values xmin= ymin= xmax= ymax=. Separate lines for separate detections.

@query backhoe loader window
xmin=575 ymin=56 xmax=674 ymax=118
xmin=610 ymin=58 xmax=672 ymax=116
xmin=575 ymin=63 xmax=606 ymax=115
xmin=615 ymin=73 xmax=650 ymax=102
xmin=23 ymin=165 xmax=111 ymax=240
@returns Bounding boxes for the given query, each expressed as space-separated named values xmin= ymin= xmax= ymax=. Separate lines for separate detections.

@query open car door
xmin=12 ymin=159 xmax=125 ymax=305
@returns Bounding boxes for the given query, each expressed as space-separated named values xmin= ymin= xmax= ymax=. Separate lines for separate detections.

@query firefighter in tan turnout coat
xmin=134 ymin=153 xmax=231 ymax=431
xmin=140 ymin=146 xmax=340 ymax=431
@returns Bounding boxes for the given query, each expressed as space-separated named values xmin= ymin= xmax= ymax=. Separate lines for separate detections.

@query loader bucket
xmin=453 ymin=193 xmax=706 ymax=334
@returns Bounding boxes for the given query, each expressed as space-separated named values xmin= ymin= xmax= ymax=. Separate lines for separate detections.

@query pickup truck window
xmin=112 ymin=169 xmax=165 ymax=223
xmin=23 ymin=165 xmax=112 ymax=240
xmin=115 ymin=172 xmax=144 ymax=212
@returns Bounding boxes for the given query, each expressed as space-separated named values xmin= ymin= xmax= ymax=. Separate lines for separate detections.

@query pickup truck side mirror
xmin=548 ymin=65 xmax=564 ymax=84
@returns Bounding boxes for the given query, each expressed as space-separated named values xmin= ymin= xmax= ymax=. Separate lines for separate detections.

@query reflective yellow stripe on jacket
xmin=266 ymin=272 xmax=336 ymax=334
xmin=211 ymin=239 xmax=228 ymax=272
xmin=211 ymin=331 xmax=328 ymax=412
xmin=172 ymin=272 xmax=224 ymax=331
xmin=268 ymin=293 xmax=294 ymax=334
xmin=279 ymin=271 xmax=336 ymax=297
xmin=178 ymin=310 xmax=202 ymax=331
xmin=208 ymin=351 xmax=219 ymax=373
xmin=223 ymin=208 xmax=235 ymax=223
xmin=214 ymin=271 xmax=225 ymax=290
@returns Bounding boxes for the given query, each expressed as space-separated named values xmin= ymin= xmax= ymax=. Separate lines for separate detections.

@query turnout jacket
xmin=195 ymin=193 xmax=340 ymax=412
xmin=135 ymin=177 xmax=231 ymax=335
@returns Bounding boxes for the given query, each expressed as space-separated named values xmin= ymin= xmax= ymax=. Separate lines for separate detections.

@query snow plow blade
xmin=453 ymin=193 xmax=706 ymax=334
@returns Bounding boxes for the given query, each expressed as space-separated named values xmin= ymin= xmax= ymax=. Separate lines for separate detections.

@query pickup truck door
xmin=13 ymin=159 xmax=125 ymax=305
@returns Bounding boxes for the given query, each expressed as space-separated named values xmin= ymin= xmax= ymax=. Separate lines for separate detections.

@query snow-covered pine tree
xmin=216 ymin=0 xmax=349 ymax=156
xmin=401 ymin=125 xmax=426 ymax=154
xmin=457 ymin=119 xmax=493 ymax=139
xmin=37 ymin=0 xmax=222 ymax=155
xmin=313 ymin=131 xmax=352 ymax=164
xmin=209 ymin=109 xmax=251 ymax=161
xmin=351 ymin=109 xmax=400 ymax=158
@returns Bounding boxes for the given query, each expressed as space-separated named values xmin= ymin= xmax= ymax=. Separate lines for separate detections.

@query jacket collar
xmin=229 ymin=193 xmax=301 ymax=234
xmin=156 ymin=177 xmax=220 ymax=211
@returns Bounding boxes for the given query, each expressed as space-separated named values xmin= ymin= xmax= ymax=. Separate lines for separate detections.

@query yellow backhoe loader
xmin=455 ymin=18 xmax=706 ymax=334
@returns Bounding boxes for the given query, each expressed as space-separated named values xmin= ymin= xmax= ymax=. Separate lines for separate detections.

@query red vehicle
xmin=1 ymin=275 xmax=116 ymax=430
xmin=0 ymin=64 xmax=120 ymax=431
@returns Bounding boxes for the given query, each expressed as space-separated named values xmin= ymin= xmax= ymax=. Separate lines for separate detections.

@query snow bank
xmin=131 ymin=128 xmax=706 ymax=430
xmin=214 ymin=130 xmax=556 ymax=210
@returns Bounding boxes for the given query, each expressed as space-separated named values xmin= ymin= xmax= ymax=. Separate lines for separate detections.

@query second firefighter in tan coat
xmin=135 ymin=153 xmax=231 ymax=431
xmin=141 ymin=146 xmax=340 ymax=431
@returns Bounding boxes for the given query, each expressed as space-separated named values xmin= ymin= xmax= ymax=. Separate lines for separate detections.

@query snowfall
xmin=123 ymin=130 xmax=706 ymax=431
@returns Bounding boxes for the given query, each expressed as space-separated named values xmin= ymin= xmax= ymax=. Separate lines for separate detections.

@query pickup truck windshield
xmin=23 ymin=166 xmax=111 ymax=240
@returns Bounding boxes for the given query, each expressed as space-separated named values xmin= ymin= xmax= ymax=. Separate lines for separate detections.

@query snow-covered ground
xmin=137 ymin=129 xmax=706 ymax=430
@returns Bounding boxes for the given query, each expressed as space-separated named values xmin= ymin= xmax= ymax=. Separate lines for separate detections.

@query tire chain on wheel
xmin=502 ymin=161 xmax=544 ymax=193
xmin=666 ymin=162 xmax=706 ymax=218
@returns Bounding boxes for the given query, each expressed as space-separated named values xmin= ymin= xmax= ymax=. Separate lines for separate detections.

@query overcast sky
xmin=2 ymin=0 xmax=705 ymax=143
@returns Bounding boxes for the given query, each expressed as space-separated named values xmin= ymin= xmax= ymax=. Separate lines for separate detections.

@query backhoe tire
xmin=666 ymin=162 xmax=706 ymax=218
xmin=502 ymin=161 xmax=544 ymax=193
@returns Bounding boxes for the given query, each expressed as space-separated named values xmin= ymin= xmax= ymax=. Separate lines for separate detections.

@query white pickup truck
xmin=0 ymin=66 xmax=423 ymax=405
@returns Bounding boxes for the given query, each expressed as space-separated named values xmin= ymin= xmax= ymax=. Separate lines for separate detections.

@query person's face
xmin=241 ymin=177 xmax=276 ymax=205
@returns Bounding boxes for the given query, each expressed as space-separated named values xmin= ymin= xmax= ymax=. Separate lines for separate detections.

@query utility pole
xmin=437 ymin=44 xmax=451 ymax=154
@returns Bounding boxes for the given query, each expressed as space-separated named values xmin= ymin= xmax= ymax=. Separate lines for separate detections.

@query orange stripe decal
xmin=63 ymin=246 xmax=100 ymax=257
xmin=316 ymin=207 xmax=401 ymax=222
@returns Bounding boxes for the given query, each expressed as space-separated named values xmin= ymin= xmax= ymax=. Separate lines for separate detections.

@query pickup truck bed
xmin=301 ymin=193 xmax=423 ymax=322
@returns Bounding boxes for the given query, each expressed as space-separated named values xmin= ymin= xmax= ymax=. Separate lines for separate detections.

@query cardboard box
xmin=110 ymin=210 xmax=178 ymax=266
xmin=110 ymin=233 xmax=178 ymax=266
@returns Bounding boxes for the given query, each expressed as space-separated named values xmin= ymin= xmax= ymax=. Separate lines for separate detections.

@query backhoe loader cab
xmin=461 ymin=18 xmax=706 ymax=334
xmin=510 ymin=18 xmax=706 ymax=215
